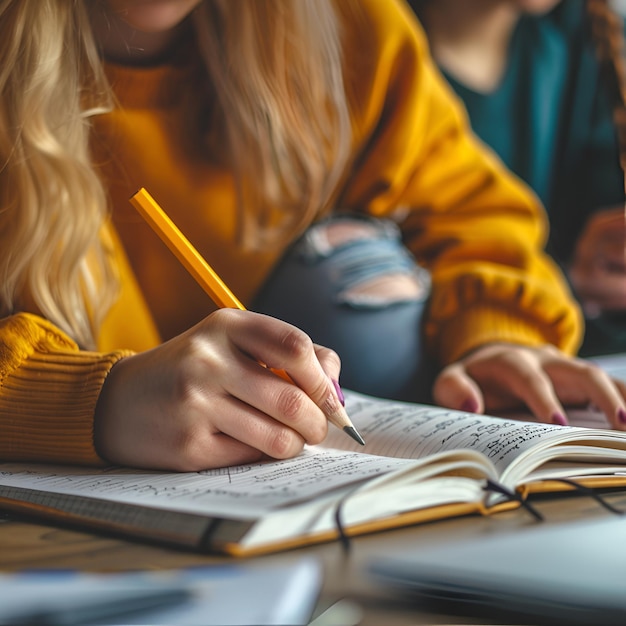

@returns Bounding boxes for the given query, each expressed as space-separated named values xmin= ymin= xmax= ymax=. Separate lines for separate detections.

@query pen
xmin=130 ymin=187 xmax=365 ymax=446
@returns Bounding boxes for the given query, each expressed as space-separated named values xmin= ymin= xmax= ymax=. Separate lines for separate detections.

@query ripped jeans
xmin=252 ymin=215 xmax=436 ymax=402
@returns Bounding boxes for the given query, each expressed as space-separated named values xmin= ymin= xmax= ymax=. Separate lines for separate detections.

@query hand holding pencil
xmin=93 ymin=188 xmax=363 ymax=472
xmin=129 ymin=188 xmax=363 ymax=446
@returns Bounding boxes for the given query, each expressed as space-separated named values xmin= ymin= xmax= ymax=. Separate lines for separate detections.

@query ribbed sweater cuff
xmin=0 ymin=349 xmax=131 ymax=465
xmin=435 ymin=305 xmax=549 ymax=365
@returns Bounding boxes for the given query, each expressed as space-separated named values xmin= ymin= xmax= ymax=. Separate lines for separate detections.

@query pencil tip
xmin=344 ymin=425 xmax=365 ymax=446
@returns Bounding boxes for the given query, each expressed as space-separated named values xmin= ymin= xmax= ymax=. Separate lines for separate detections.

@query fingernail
xmin=461 ymin=399 xmax=478 ymax=413
xmin=552 ymin=413 xmax=568 ymax=426
xmin=618 ymin=408 xmax=626 ymax=424
xmin=332 ymin=379 xmax=345 ymax=407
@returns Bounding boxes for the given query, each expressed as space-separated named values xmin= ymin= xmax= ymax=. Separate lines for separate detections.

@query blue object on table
xmin=0 ymin=557 xmax=322 ymax=625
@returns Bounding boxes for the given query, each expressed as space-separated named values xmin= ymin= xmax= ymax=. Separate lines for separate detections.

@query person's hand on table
xmin=433 ymin=343 xmax=626 ymax=428
xmin=95 ymin=309 xmax=341 ymax=471
xmin=569 ymin=206 xmax=626 ymax=317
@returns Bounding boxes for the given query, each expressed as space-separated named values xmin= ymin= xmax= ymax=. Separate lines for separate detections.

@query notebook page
xmin=323 ymin=391 xmax=624 ymax=478
xmin=0 ymin=448 xmax=415 ymax=519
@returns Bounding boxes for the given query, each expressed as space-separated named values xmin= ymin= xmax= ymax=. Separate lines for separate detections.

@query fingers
xmin=218 ymin=350 xmax=329 ymax=446
xmin=601 ymin=240 xmax=626 ymax=270
xmin=547 ymin=360 xmax=626 ymax=430
xmin=96 ymin=309 xmax=342 ymax=471
xmin=572 ymin=208 xmax=625 ymax=279
xmin=210 ymin=393 xmax=310 ymax=460
xmin=613 ymin=377 xmax=626 ymax=403
xmin=432 ymin=363 xmax=484 ymax=414
xmin=168 ymin=431 xmax=268 ymax=472
xmin=574 ymin=273 xmax=626 ymax=311
xmin=217 ymin=308 xmax=344 ymax=430
xmin=437 ymin=344 xmax=626 ymax=429
xmin=436 ymin=348 xmax=568 ymax=425
xmin=492 ymin=355 xmax=568 ymax=425
xmin=314 ymin=344 xmax=342 ymax=382
xmin=577 ymin=207 xmax=625 ymax=247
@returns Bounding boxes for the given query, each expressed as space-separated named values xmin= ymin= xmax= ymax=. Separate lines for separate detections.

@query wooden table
xmin=2 ymin=488 xmax=625 ymax=625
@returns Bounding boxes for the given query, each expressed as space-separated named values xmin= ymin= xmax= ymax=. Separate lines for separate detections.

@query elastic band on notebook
xmin=484 ymin=479 xmax=544 ymax=522
xmin=334 ymin=479 xmax=546 ymax=553
xmin=333 ymin=487 xmax=358 ymax=554
xmin=543 ymin=478 xmax=626 ymax=516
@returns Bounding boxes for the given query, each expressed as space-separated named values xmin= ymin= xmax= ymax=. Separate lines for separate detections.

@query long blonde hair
xmin=194 ymin=0 xmax=352 ymax=246
xmin=0 ymin=0 xmax=114 ymax=349
xmin=0 ymin=0 xmax=352 ymax=348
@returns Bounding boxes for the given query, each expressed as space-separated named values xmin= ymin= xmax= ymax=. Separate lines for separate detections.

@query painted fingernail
xmin=551 ymin=413 xmax=568 ymax=426
xmin=332 ymin=379 xmax=345 ymax=407
xmin=461 ymin=399 xmax=478 ymax=413
xmin=618 ymin=408 xmax=626 ymax=424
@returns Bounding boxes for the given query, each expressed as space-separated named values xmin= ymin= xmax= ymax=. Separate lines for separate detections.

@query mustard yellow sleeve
xmin=339 ymin=0 xmax=582 ymax=364
xmin=0 ymin=313 xmax=131 ymax=465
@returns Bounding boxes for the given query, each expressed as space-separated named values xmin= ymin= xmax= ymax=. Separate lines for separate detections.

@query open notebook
xmin=3 ymin=370 xmax=626 ymax=555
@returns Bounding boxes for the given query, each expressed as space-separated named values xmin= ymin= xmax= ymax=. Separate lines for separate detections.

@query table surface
xmin=2 ymin=488 xmax=626 ymax=625
xmin=5 ymin=356 xmax=626 ymax=624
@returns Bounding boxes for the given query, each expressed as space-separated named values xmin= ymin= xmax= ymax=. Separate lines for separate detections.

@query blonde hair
xmin=194 ymin=0 xmax=352 ymax=246
xmin=0 ymin=0 xmax=115 ymax=349
xmin=0 ymin=0 xmax=352 ymax=347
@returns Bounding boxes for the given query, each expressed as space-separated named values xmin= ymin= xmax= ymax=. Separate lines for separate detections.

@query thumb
xmin=433 ymin=363 xmax=485 ymax=414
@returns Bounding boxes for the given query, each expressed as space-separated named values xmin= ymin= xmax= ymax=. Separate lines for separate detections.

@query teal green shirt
xmin=434 ymin=1 xmax=626 ymax=355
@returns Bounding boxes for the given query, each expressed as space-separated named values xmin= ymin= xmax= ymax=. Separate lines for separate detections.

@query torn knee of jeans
xmin=337 ymin=271 xmax=429 ymax=308
xmin=296 ymin=215 xmax=431 ymax=308
xmin=298 ymin=215 xmax=401 ymax=261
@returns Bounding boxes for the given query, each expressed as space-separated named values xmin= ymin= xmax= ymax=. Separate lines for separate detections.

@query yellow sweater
xmin=0 ymin=0 xmax=581 ymax=465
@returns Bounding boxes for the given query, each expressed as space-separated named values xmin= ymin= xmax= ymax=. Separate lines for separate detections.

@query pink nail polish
xmin=618 ymin=408 xmax=626 ymax=424
xmin=332 ymin=379 xmax=345 ymax=407
xmin=461 ymin=399 xmax=478 ymax=413
xmin=552 ymin=413 xmax=568 ymax=426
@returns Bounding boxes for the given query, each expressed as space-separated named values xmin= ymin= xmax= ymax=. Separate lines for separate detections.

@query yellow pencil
xmin=130 ymin=187 xmax=365 ymax=446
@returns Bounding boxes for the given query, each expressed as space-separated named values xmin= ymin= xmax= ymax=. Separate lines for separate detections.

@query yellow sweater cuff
xmin=435 ymin=304 xmax=554 ymax=365
xmin=0 ymin=348 xmax=130 ymax=465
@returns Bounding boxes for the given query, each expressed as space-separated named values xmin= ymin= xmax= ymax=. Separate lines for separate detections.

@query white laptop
xmin=369 ymin=516 xmax=626 ymax=625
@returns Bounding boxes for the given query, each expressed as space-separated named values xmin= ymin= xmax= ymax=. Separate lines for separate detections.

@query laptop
xmin=369 ymin=516 xmax=626 ymax=625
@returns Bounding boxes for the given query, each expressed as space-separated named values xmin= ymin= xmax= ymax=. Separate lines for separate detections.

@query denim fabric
xmin=252 ymin=216 xmax=436 ymax=402
xmin=295 ymin=214 xmax=430 ymax=303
